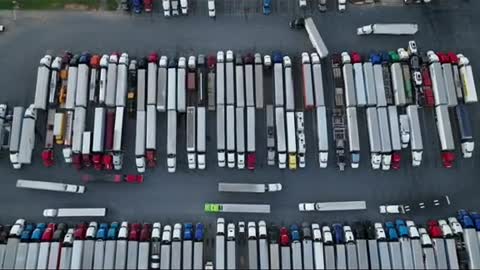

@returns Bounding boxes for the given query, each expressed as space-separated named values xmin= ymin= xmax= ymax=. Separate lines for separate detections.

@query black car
xmin=289 ymin=18 xmax=305 ymax=30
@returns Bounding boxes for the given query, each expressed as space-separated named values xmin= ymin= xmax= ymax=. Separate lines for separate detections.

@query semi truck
xmin=103 ymin=109 xmax=115 ymax=170
xmin=65 ymin=54 xmax=80 ymax=109
xmin=171 ymin=224 xmax=182 ymax=269
xmin=138 ymin=224 xmax=151 ymax=270
xmin=254 ymin=53 xmax=264 ymax=109
xmin=197 ymin=106 xmax=206 ymax=170
xmin=186 ymin=106 xmax=196 ymax=169
xmin=217 ymin=105 xmax=226 ymax=167
xmin=105 ymin=53 xmax=119 ymax=107
xmin=286 ymin=111 xmax=297 ymax=170
xmin=216 ymin=51 xmax=225 ymax=106
xmin=92 ymin=107 xmax=106 ymax=170
xmin=160 ymin=225 xmax=171 ymax=269
xmin=236 ymin=107 xmax=245 ymax=169
xmin=147 ymin=53 xmax=159 ymax=106
xmin=226 ymin=105 xmax=236 ymax=168
xmin=71 ymin=106 xmax=86 ymax=169
xmin=455 ymin=104 xmax=474 ymax=158
xmin=157 ymin=56 xmax=168 ymax=112
xmin=437 ymin=52 xmax=458 ymax=107
xmin=387 ymin=106 xmax=402 ymax=170
xmin=70 ymin=224 xmax=86 ymax=270
xmin=346 ymin=107 xmax=360 ymax=168
xmin=296 ymin=112 xmax=306 ymax=168
xmin=104 ymin=223 xmax=119 ymax=269
xmin=62 ymin=111 xmax=74 ymax=163
xmin=245 ymin=54 xmax=255 ymax=108
xmin=16 ymin=179 xmax=85 ymax=193
xmin=82 ymin=222 xmax=97 ymax=269
xmin=284 ymin=56 xmax=295 ymax=111
xmin=18 ymin=105 xmax=36 ymax=165
xmin=34 ymin=55 xmax=52 ymax=110
xmin=301 ymin=53 xmax=315 ymax=110
xmin=246 ymin=106 xmax=256 ymax=170
xmin=351 ymin=52 xmax=367 ymax=106
xmin=435 ymin=105 xmax=456 ymax=168
xmin=137 ymin=58 xmax=147 ymax=112
xmin=205 ymin=203 xmax=271 ymax=214
xmin=248 ymin=223 xmax=259 ymax=269
xmin=115 ymin=53 xmax=129 ymax=107
xmin=135 ymin=110 xmax=146 ymax=173
xmin=215 ymin=219 xmax=225 ymax=270
xmin=363 ymin=60 xmax=377 ymax=106
xmin=182 ymin=224 xmax=193 ymax=270
xmin=193 ymin=223 xmax=204 ymax=270
xmin=48 ymin=56 xmax=62 ymax=106
xmin=274 ymin=53 xmax=284 ymax=107
xmin=457 ymin=54 xmax=478 ymax=103
xmin=357 ymin=23 xmax=418 ymax=35
xmin=275 ymin=107 xmax=287 ymax=169
xmin=93 ymin=223 xmax=108 ymax=269
xmin=377 ymin=107 xmax=392 ymax=170
xmin=366 ymin=107 xmax=382 ymax=169
xmin=75 ymin=53 xmax=91 ymax=108
xmin=341 ymin=52 xmax=357 ymax=107
xmin=88 ymin=55 xmax=100 ymax=102
xmin=315 ymin=106 xmax=328 ymax=168
xmin=98 ymin=54 xmax=109 ymax=104
xmin=407 ymin=105 xmax=423 ymax=166
xmin=371 ymin=54 xmax=387 ymax=107
xmin=389 ymin=51 xmax=407 ymax=106
xmin=146 ymin=105 xmax=157 ymax=168
xmin=397 ymin=48 xmax=414 ymax=104
xmin=9 ymin=107 xmax=23 ymax=169
xmin=46 ymin=224 xmax=67 ymax=270
xmin=41 ymin=109 xmax=55 ymax=167
xmin=235 ymin=56 xmax=245 ymax=108
xmin=126 ymin=224 xmax=140 ymax=270
xmin=112 ymin=106 xmax=125 ymax=170
xmin=266 ymin=105 xmax=276 ymax=166
xmin=304 ymin=17 xmax=329 ymax=58
xmin=115 ymin=222 xmax=128 ymax=270
xmin=177 ymin=57 xmax=187 ymax=112
xmin=218 ymin=183 xmax=282 ymax=193
xmin=43 ymin=208 xmax=106 ymax=218
xmin=427 ymin=51 xmax=448 ymax=106
xmin=311 ymin=53 xmax=325 ymax=107
xmin=167 ymin=110 xmax=177 ymax=173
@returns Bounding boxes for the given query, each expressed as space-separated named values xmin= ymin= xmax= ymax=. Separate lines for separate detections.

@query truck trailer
xmin=407 ymin=105 xmax=423 ymax=167
xmin=18 ymin=105 xmax=37 ymax=165
xmin=304 ymin=17 xmax=329 ymax=58
xmin=246 ymin=106 xmax=256 ymax=170
xmin=34 ymin=55 xmax=52 ymax=110
xmin=147 ymin=53 xmax=159 ymax=106
xmin=457 ymin=54 xmax=478 ymax=103
xmin=112 ymin=106 xmax=125 ymax=170
xmin=275 ymin=107 xmax=287 ymax=169
xmin=254 ymin=53 xmax=264 ymax=109
xmin=157 ymin=56 xmax=168 ymax=111
xmin=135 ymin=110 xmax=146 ymax=173
xmin=236 ymin=107 xmax=245 ymax=169
xmin=427 ymin=51 xmax=449 ymax=106
xmin=167 ymin=110 xmax=177 ymax=173
xmin=146 ymin=105 xmax=157 ymax=168
xmin=377 ymin=107 xmax=392 ymax=170
xmin=366 ymin=107 xmax=382 ymax=170
xmin=226 ymin=105 xmax=236 ymax=168
xmin=105 ymin=53 xmax=119 ymax=107
xmin=9 ymin=107 xmax=24 ymax=169
xmin=341 ymin=52 xmax=357 ymax=107
xmin=115 ymin=53 xmax=129 ymax=107
xmin=346 ymin=107 xmax=360 ymax=168
xmin=351 ymin=52 xmax=367 ymax=106
xmin=435 ymin=105 xmax=455 ymax=168
xmin=186 ymin=106 xmax=197 ymax=169
xmin=311 ymin=53 xmax=325 ymax=107
xmin=65 ymin=55 xmax=80 ymax=109
xmin=177 ymin=57 xmax=187 ymax=112
xmin=455 ymin=104 xmax=474 ymax=158
xmin=315 ymin=106 xmax=328 ymax=168
xmin=75 ymin=53 xmax=91 ymax=108
xmin=301 ymin=53 xmax=315 ymax=110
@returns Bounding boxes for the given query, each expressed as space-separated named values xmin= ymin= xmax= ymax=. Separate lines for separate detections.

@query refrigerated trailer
xmin=167 ymin=110 xmax=177 ymax=173
xmin=18 ymin=105 xmax=37 ymax=165
xmin=65 ymin=55 xmax=79 ymax=109
xmin=215 ymin=230 xmax=225 ymax=270
xmin=363 ymin=61 xmax=377 ymax=106
xmin=315 ymin=106 xmax=328 ymax=168
xmin=92 ymin=107 xmax=106 ymax=170
xmin=366 ymin=107 xmax=382 ymax=169
xmin=227 ymin=238 xmax=236 ymax=270
xmin=284 ymin=56 xmax=295 ymax=111
xmin=34 ymin=55 xmax=52 ymax=110
xmin=105 ymin=54 xmax=119 ymax=107
xmin=388 ymin=105 xmax=402 ymax=170
xmin=98 ymin=55 xmax=108 ymax=104
xmin=254 ymin=54 xmax=264 ymax=109
xmin=112 ymin=106 xmax=125 ymax=170
xmin=167 ymin=60 xmax=177 ymax=111
xmin=372 ymin=57 xmax=387 ymax=107
xmin=274 ymin=57 xmax=284 ymax=107
xmin=341 ymin=53 xmax=357 ymax=107
xmin=9 ymin=107 xmax=24 ymax=169
xmin=352 ymin=53 xmax=367 ymax=106
xmin=296 ymin=112 xmax=306 ymax=168
xmin=217 ymin=51 xmax=225 ymax=105
xmin=427 ymin=51 xmax=448 ymax=106
xmin=135 ymin=110 xmax=146 ymax=173
xmin=302 ymin=53 xmax=315 ymax=110
xmin=390 ymin=56 xmax=407 ymax=106
xmin=458 ymin=54 xmax=478 ymax=103
xmin=311 ymin=53 xmax=325 ymax=107
xmin=75 ymin=54 xmax=90 ymax=108
xmin=146 ymin=105 xmax=157 ymax=168
xmin=186 ymin=106 xmax=197 ymax=169
xmin=71 ymin=106 xmax=86 ymax=168
xmin=455 ymin=104 xmax=474 ymax=158
xmin=157 ymin=56 xmax=168 ymax=111
xmin=236 ymin=107 xmax=245 ymax=169
xmin=435 ymin=105 xmax=456 ymax=168
xmin=304 ymin=17 xmax=329 ymax=58
xmin=245 ymin=57 xmax=255 ymax=107
xmin=235 ymin=58 xmax=245 ymax=108
xmin=275 ymin=107 xmax=287 ymax=169
xmin=147 ymin=54 xmax=158 ymax=106
xmin=137 ymin=60 xmax=147 ymax=112
xmin=438 ymin=53 xmax=458 ymax=107
xmin=217 ymin=105 xmax=226 ymax=167
xmin=226 ymin=105 xmax=236 ymax=168
xmin=407 ymin=105 xmax=423 ymax=167
xmin=246 ymin=107 xmax=256 ymax=170
xmin=346 ymin=107 xmax=360 ymax=168
xmin=177 ymin=57 xmax=187 ymax=112
xmin=226 ymin=51 xmax=235 ymax=106
xmin=286 ymin=111 xmax=297 ymax=170
xmin=115 ymin=53 xmax=129 ymax=107
xmin=377 ymin=107 xmax=392 ymax=170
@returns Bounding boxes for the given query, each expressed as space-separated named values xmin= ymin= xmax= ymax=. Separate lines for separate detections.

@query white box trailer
xmin=135 ymin=110 xmax=146 ymax=173
xmin=18 ymin=105 xmax=37 ymax=165
xmin=372 ymin=62 xmax=387 ymax=107
xmin=259 ymin=237 xmax=269 ymax=270
xmin=98 ymin=55 xmax=108 ymax=104
xmin=302 ymin=238 xmax=314 ymax=270
xmin=217 ymin=105 xmax=226 ymax=167
xmin=92 ymin=107 xmax=106 ymax=154
xmin=171 ymin=240 xmax=182 ymax=270
xmin=458 ymin=54 xmax=478 ymax=103
xmin=217 ymin=52 xmax=226 ymax=105
xmin=274 ymin=61 xmax=284 ymax=107
xmin=71 ymin=107 xmax=86 ymax=154
xmin=25 ymin=239 xmax=40 ymax=269
xmin=311 ymin=53 xmax=325 ymax=107
xmin=226 ymin=105 xmax=236 ymax=168
xmin=16 ymin=179 xmax=85 ymax=193
xmin=167 ymin=110 xmax=177 ymax=173
xmin=346 ymin=107 xmax=360 ymax=168
xmin=146 ymin=105 xmax=157 ymax=168
xmin=218 ymin=183 xmax=282 ymax=193
xmin=455 ymin=104 xmax=474 ymax=158
xmin=115 ymin=54 xmax=129 ymax=107
xmin=435 ymin=105 xmax=455 ymax=151
xmin=193 ymin=241 xmax=203 ymax=270
xmin=112 ymin=106 xmax=125 ymax=170
xmin=227 ymin=239 xmax=236 ymax=270
xmin=353 ymin=57 xmax=367 ymax=107
xmin=157 ymin=56 xmax=168 ymax=111
xmin=105 ymin=55 xmax=118 ymax=107
xmin=366 ymin=107 xmax=382 ymax=170
xmin=148 ymin=59 xmax=158 ymax=105
xmin=137 ymin=64 xmax=147 ymax=112
xmin=75 ymin=60 xmax=90 ymax=108
xmin=357 ymin=23 xmax=418 ymax=35
xmin=246 ymin=107 xmax=256 ymax=159
xmin=363 ymin=62 xmax=377 ymax=106
xmin=249 ymin=238 xmax=259 ymax=269
xmin=387 ymin=105 xmax=402 ymax=151
xmin=226 ymin=52 xmax=235 ymax=105
xmin=316 ymin=106 xmax=328 ymax=168
xmin=428 ymin=52 xmax=449 ymax=106
xmin=304 ymin=17 xmax=329 ymax=58
xmin=167 ymin=62 xmax=177 ymax=111
xmin=269 ymin=241 xmax=280 ymax=270
xmin=215 ymin=233 xmax=225 ymax=270
xmin=236 ymin=107 xmax=245 ymax=169
xmin=235 ymin=59 xmax=245 ymax=108
xmin=177 ymin=57 xmax=187 ymax=112
xmin=186 ymin=106 xmax=197 ymax=169
xmin=34 ymin=55 xmax=52 ymax=110
xmin=302 ymin=53 xmax=315 ymax=110
xmin=391 ymin=61 xmax=407 ymax=106
xmin=197 ymin=106 xmax=206 ymax=169
xmin=377 ymin=107 xmax=392 ymax=170
xmin=126 ymin=238 xmax=139 ymax=270
xmin=14 ymin=239 xmax=29 ymax=269
xmin=275 ymin=107 xmax=287 ymax=169
xmin=281 ymin=246 xmax=291 ymax=269
xmin=438 ymin=54 xmax=458 ymax=107
xmin=182 ymin=237 xmax=193 ymax=270
xmin=62 ymin=111 xmax=74 ymax=163
xmin=9 ymin=106 xmax=24 ymax=169
xmin=286 ymin=111 xmax=297 ymax=167
xmin=245 ymin=60 xmax=255 ymax=107
xmin=254 ymin=54 xmax=264 ymax=109
xmin=406 ymin=105 xmax=423 ymax=166
xmin=284 ymin=57 xmax=295 ymax=111
xmin=138 ymin=238 xmax=150 ymax=270
xmin=65 ymin=58 xmax=79 ymax=109
xmin=266 ymin=105 xmax=276 ymax=166
xmin=342 ymin=58 xmax=357 ymax=107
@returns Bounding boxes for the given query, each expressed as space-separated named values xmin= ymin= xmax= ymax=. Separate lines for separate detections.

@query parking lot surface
xmin=0 ymin=1 xmax=479 ymax=225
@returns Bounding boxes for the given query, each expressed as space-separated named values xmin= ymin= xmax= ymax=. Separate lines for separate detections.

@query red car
xmin=41 ymin=149 xmax=54 ymax=168
xmin=427 ymin=220 xmax=443 ymax=238
xmin=247 ymin=153 xmax=256 ymax=171
xmin=207 ymin=55 xmax=216 ymax=70
xmin=41 ymin=223 xmax=56 ymax=242
xmin=129 ymin=224 xmax=142 ymax=241
xmin=144 ymin=0 xmax=153 ymax=12
xmin=391 ymin=152 xmax=401 ymax=170
xmin=441 ymin=152 xmax=455 ymax=169
xmin=140 ymin=224 xmax=152 ymax=242
xmin=280 ymin=227 xmax=290 ymax=246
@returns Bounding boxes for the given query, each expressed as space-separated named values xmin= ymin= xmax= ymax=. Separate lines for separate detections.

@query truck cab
xmin=263 ymin=0 xmax=271 ymax=15
xmin=208 ymin=0 xmax=215 ymax=18
xmin=180 ymin=0 xmax=188 ymax=15
xmin=162 ymin=0 xmax=171 ymax=16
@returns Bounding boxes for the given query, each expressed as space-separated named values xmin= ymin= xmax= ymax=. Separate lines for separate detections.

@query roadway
xmin=0 ymin=0 xmax=478 ymax=225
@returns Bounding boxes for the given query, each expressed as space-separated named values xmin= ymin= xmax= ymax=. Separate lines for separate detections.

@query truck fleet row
xmin=3 ymin=44 xmax=475 ymax=172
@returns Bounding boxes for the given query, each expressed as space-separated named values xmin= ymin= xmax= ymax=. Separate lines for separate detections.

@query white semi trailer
xmin=34 ymin=55 xmax=52 ymax=110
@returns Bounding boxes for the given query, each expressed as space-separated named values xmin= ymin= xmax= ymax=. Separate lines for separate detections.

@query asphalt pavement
xmin=0 ymin=1 xmax=479 ymax=226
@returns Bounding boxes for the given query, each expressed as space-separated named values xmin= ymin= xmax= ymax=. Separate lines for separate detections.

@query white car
xmin=321 ymin=226 xmax=333 ymax=244
xmin=374 ymin=223 xmax=386 ymax=240
xmin=263 ymin=55 xmax=272 ymax=67
xmin=227 ymin=223 xmax=235 ymax=240
xmin=298 ymin=203 xmax=315 ymax=212
xmin=208 ymin=0 xmax=216 ymax=18
xmin=217 ymin=218 xmax=225 ymax=235
xmin=86 ymin=222 xmax=98 ymax=239
xmin=258 ymin=220 xmax=267 ymax=238
xmin=9 ymin=219 xmax=25 ymax=236
xmin=312 ymin=224 xmax=321 ymax=241
xmin=248 ymin=222 xmax=256 ymax=239
xmin=173 ymin=223 xmax=182 ymax=241
xmin=162 ymin=225 xmax=172 ymax=243
xmin=379 ymin=205 xmax=406 ymax=214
